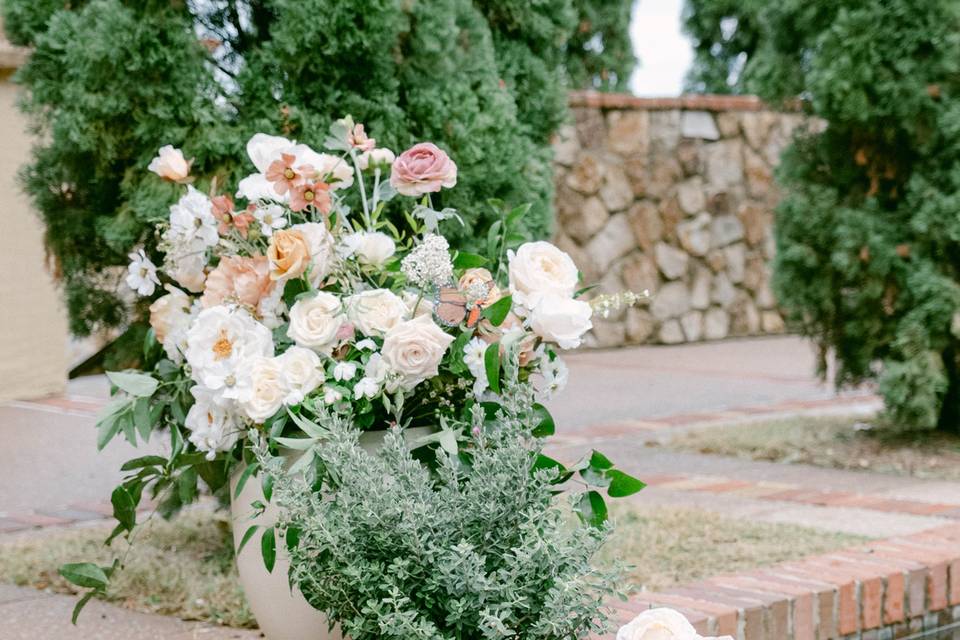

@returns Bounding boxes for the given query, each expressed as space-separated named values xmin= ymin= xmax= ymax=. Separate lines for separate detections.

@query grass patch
xmin=666 ymin=415 xmax=960 ymax=481
xmin=604 ymin=505 xmax=866 ymax=592
xmin=0 ymin=505 xmax=865 ymax=627
xmin=0 ymin=510 xmax=254 ymax=628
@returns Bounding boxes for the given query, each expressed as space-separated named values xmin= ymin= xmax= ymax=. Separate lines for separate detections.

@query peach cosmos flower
xmin=211 ymin=195 xmax=254 ymax=237
xmin=267 ymin=228 xmax=312 ymax=281
xmin=200 ymin=256 xmax=275 ymax=309
xmin=290 ymin=181 xmax=331 ymax=213
xmin=389 ymin=143 xmax=457 ymax=197
xmin=265 ymin=153 xmax=312 ymax=195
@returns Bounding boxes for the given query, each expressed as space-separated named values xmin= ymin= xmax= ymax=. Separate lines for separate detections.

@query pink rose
xmin=389 ymin=143 xmax=457 ymax=197
xmin=201 ymin=256 xmax=275 ymax=309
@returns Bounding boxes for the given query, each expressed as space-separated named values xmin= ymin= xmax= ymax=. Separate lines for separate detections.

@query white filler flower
xmin=126 ymin=249 xmax=161 ymax=297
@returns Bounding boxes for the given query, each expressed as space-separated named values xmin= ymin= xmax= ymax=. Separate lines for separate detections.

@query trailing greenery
xmin=257 ymin=375 xmax=625 ymax=640
xmin=683 ymin=0 xmax=960 ymax=431
xmin=3 ymin=0 xmax=634 ymax=345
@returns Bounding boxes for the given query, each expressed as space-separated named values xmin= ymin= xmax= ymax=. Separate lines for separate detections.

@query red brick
xmin=630 ymin=592 xmax=738 ymax=637
xmin=723 ymin=575 xmax=815 ymax=640
xmin=928 ymin=562 xmax=949 ymax=611
xmin=699 ymin=582 xmax=789 ymax=639
xmin=751 ymin=570 xmax=838 ymax=640
xmin=672 ymin=585 xmax=765 ymax=639
xmin=779 ymin=561 xmax=858 ymax=635
xmin=951 ymin=559 xmax=960 ymax=606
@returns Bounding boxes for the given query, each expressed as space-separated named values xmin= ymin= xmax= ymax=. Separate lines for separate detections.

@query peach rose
xmin=201 ymin=256 xmax=274 ymax=309
xmin=389 ymin=142 xmax=457 ymax=197
xmin=267 ymin=229 xmax=311 ymax=281
xmin=148 ymin=145 xmax=190 ymax=182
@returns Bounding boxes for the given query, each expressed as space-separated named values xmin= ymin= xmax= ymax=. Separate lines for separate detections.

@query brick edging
xmin=607 ymin=523 xmax=960 ymax=639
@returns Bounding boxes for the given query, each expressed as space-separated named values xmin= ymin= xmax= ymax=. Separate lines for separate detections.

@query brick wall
xmin=554 ymin=92 xmax=815 ymax=348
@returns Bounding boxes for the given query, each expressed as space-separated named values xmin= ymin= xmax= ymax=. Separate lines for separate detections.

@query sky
xmin=629 ymin=0 xmax=693 ymax=97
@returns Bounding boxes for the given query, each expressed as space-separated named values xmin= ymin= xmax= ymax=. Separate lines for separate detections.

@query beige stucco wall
xmin=0 ymin=68 xmax=68 ymax=401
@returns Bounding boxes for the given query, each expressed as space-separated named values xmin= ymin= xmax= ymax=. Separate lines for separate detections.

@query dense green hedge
xmin=684 ymin=0 xmax=960 ymax=431
xmin=4 ymin=0 xmax=634 ymax=349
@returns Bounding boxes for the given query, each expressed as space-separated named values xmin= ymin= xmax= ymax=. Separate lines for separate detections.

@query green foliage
xmin=258 ymin=377 xmax=626 ymax=640
xmin=4 ymin=0 xmax=633 ymax=340
xmin=685 ymin=0 xmax=960 ymax=431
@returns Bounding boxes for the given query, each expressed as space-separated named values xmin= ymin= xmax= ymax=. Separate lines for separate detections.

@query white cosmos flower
xmin=536 ymin=355 xmax=569 ymax=400
xmin=184 ymin=386 xmax=240 ymax=461
xmin=126 ymin=249 xmax=160 ymax=297
xmin=293 ymin=146 xmax=354 ymax=189
xmin=253 ymin=204 xmax=288 ymax=237
xmin=333 ymin=361 xmax=358 ymax=381
xmin=184 ymin=305 xmax=274 ymax=397
xmin=353 ymin=377 xmax=379 ymax=399
xmin=462 ymin=337 xmax=489 ymax=398
xmin=237 ymin=173 xmax=289 ymax=204
xmin=235 ymin=356 xmax=288 ymax=422
xmin=168 ymin=186 xmax=218 ymax=248
xmin=276 ymin=346 xmax=324 ymax=405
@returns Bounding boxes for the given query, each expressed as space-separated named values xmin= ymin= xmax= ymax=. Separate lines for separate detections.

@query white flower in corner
xmin=287 ymin=292 xmax=346 ymax=355
xmin=276 ymin=346 xmax=324 ymax=405
xmin=148 ymin=145 xmax=191 ymax=182
xmin=342 ymin=231 xmax=396 ymax=267
xmin=236 ymin=356 xmax=288 ymax=423
xmin=184 ymin=386 xmax=239 ymax=461
xmin=528 ymin=293 xmax=593 ymax=349
xmin=381 ymin=315 xmax=455 ymax=391
xmin=347 ymin=289 xmax=408 ymax=338
xmin=618 ymin=608 xmax=699 ymax=640
xmin=184 ymin=306 xmax=274 ymax=395
xmin=507 ymin=241 xmax=579 ymax=310
xmin=126 ymin=249 xmax=161 ymax=296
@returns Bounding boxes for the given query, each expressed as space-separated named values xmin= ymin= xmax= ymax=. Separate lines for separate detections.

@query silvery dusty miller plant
xmin=257 ymin=374 xmax=628 ymax=640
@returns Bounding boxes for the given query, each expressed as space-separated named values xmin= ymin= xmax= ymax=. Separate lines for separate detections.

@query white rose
xmin=287 ymin=292 xmax=345 ymax=355
xmin=184 ymin=305 xmax=274 ymax=396
xmin=528 ymin=293 xmax=593 ymax=349
xmin=184 ymin=386 xmax=239 ymax=460
xmin=290 ymin=222 xmax=336 ymax=287
xmin=276 ymin=346 xmax=324 ymax=405
xmin=356 ymin=147 xmax=396 ymax=171
xmin=347 ymin=289 xmax=408 ymax=337
xmin=381 ymin=315 xmax=455 ymax=390
xmin=617 ymin=609 xmax=700 ymax=640
xmin=507 ymin=241 xmax=579 ymax=310
xmin=236 ymin=356 xmax=288 ymax=423
xmin=246 ymin=133 xmax=296 ymax=173
xmin=149 ymin=285 xmax=196 ymax=363
xmin=343 ymin=231 xmax=396 ymax=267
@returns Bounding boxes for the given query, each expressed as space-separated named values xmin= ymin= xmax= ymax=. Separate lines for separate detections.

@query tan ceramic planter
xmin=230 ymin=426 xmax=437 ymax=640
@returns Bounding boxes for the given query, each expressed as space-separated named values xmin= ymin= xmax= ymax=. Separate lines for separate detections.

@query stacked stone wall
xmin=553 ymin=92 xmax=809 ymax=347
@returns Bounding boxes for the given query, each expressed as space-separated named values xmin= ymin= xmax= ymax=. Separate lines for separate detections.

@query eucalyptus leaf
xmin=59 ymin=562 xmax=109 ymax=589
xmin=576 ymin=490 xmax=608 ymax=528
xmin=106 ymin=371 xmax=158 ymax=397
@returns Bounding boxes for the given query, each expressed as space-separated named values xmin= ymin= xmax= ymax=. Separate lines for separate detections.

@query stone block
xmin=586 ymin=213 xmax=636 ymax=273
xmin=681 ymin=110 xmax=720 ymax=140
xmin=607 ymin=110 xmax=650 ymax=156
xmin=655 ymin=242 xmax=689 ymax=280
xmin=651 ymin=282 xmax=691 ymax=320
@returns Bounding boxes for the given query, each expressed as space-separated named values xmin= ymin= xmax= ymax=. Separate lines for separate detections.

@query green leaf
xmin=481 ymin=295 xmax=512 ymax=326
xmin=282 ymin=278 xmax=309 ymax=307
xmin=531 ymin=403 xmax=555 ymax=437
xmin=275 ymin=436 xmax=318 ymax=451
xmin=574 ymin=284 xmax=599 ymax=298
xmin=506 ymin=203 xmax=532 ymax=226
xmin=261 ymin=473 xmax=274 ymax=503
xmin=236 ymin=525 xmax=259 ymax=555
xmin=486 ymin=220 xmax=502 ymax=257
xmin=607 ymin=469 xmax=646 ymax=498
xmin=110 ymin=485 xmax=137 ymax=532
xmin=484 ymin=343 xmax=501 ymax=394
xmin=589 ymin=450 xmax=614 ymax=470
xmin=576 ymin=490 xmax=608 ymax=528
xmin=580 ymin=466 xmax=612 ymax=487
xmin=120 ymin=455 xmax=168 ymax=471
xmin=96 ymin=412 xmax=123 ymax=451
xmin=533 ymin=453 xmax=565 ymax=473
xmin=71 ymin=591 xmax=96 ymax=625
xmin=453 ymin=252 xmax=488 ymax=269
xmin=178 ymin=467 xmax=198 ymax=504
xmin=261 ymin=527 xmax=277 ymax=573
xmin=106 ymin=371 xmax=158 ymax=397
xmin=132 ymin=397 xmax=152 ymax=441
xmin=285 ymin=526 xmax=301 ymax=554
xmin=59 ymin=562 xmax=108 ymax=589
xmin=233 ymin=462 xmax=259 ymax=500
xmin=170 ymin=423 xmax=184 ymax=459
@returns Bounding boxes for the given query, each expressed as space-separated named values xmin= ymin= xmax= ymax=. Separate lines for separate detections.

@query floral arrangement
xmin=61 ymin=117 xmax=645 ymax=624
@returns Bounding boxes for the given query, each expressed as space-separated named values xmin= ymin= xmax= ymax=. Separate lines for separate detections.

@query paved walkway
xmin=3 ymin=335 xmax=955 ymax=637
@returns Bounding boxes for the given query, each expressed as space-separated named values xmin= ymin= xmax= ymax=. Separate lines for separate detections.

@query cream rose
xmin=344 ymin=231 xmax=396 ymax=267
xmin=381 ymin=315 xmax=455 ymax=390
xmin=287 ymin=292 xmax=346 ymax=355
xmin=617 ymin=608 xmax=731 ymax=640
xmin=528 ymin=293 xmax=593 ymax=349
xmin=267 ymin=228 xmax=311 ymax=281
xmin=149 ymin=286 xmax=194 ymax=362
xmin=276 ymin=346 xmax=324 ymax=404
xmin=507 ymin=241 xmax=579 ymax=310
xmin=148 ymin=145 xmax=190 ymax=181
xmin=291 ymin=222 xmax=337 ymax=287
xmin=236 ymin=356 xmax=288 ymax=423
xmin=347 ymin=289 xmax=408 ymax=337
